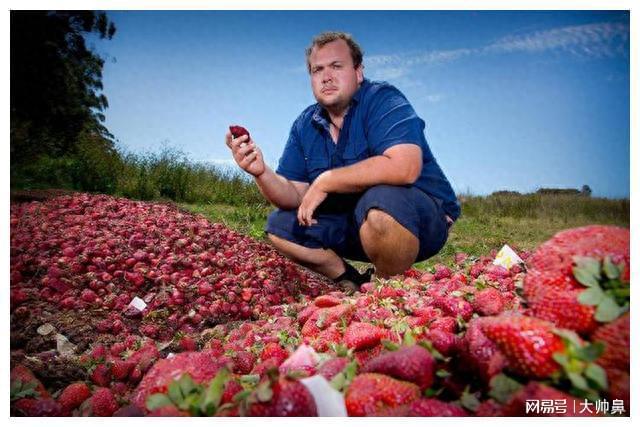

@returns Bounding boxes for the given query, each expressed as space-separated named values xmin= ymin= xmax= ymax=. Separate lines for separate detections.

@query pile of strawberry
xmin=10 ymin=193 xmax=630 ymax=417
xmin=10 ymin=194 xmax=332 ymax=339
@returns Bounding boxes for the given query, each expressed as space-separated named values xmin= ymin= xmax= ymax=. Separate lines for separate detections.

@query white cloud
xmin=364 ymin=21 xmax=629 ymax=82
xmin=483 ymin=22 xmax=629 ymax=58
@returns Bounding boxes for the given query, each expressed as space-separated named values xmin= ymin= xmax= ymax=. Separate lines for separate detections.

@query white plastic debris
xmin=128 ymin=296 xmax=147 ymax=311
xmin=493 ymin=244 xmax=524 ymax=269
xmin=300 ymin=375 xmax=348 ymax=417
xmin=167 ymin=352 xmax=176 ymax=359
xmin=37 ymin=323 xmax=56 ymax=336
xmin=55 ymin=333 xmax=77 ymax=357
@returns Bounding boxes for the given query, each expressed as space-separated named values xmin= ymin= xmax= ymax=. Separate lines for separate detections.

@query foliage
xmin=11 ymin=11 xmax=116 ymax=168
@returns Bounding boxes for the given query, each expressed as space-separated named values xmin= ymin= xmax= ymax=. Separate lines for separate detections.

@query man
xmin=225 ymin=31 xmax=459 ymax=290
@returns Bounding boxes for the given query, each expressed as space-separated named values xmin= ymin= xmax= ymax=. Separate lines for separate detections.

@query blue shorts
xmin=265 ymin=185 xmax=450 ymax=263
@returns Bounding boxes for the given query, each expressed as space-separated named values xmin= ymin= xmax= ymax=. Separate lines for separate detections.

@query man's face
xmin=308 ymin=39 xmax=364 ymax=112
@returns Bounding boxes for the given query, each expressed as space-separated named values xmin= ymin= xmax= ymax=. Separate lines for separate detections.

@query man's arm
xmin=254 ymin=166 xmax=308 ymax=210
xmin=225 ymin=131 xmax=308 ymax=210
xmin=317 ymin=144 xmax=422 ymax=193
xmin=297 ymin=143 xmax=422 ymax=225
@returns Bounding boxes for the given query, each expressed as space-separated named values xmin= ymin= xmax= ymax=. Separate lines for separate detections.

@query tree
xmin=581 ymin=185 xmax=592 ymax=197
xmin=10 ymin=11 xmax=116 ymax=167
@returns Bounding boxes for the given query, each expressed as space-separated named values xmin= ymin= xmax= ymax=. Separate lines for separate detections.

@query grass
xmin=182 ymin=192 xmax=630 ymax=271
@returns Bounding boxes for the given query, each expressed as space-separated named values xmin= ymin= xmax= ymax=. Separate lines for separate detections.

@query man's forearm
xmin=254 ymin=166 xmax=302 ymax=210
xmin=318 ymin=154 xmax=419 ymax=193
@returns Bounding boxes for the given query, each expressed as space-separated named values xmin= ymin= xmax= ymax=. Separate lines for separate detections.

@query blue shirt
xmin=276 ymin=79 xmax=461 ymax=221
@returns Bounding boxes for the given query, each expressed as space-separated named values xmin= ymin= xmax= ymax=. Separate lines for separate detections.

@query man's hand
xmin=225 ymin=132 xmax=265 ymax=177
xmin=297 ymin=178 xmax=328 ymax=226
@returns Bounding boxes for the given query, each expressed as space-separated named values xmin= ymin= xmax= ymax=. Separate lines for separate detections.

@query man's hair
xmin=305 ymin=31 xmax=364 ymax=73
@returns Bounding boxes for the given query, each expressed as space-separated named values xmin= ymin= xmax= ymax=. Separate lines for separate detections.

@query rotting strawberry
xmin=344 ymin=322 xmax=385 ymax=351
xmin=471 ymin=287 xmax=506 ymax=316
xmin=524 ymin=226 xmax=629 ymax=333
xmin=590 ymin=312 xmax=629 ymax=372
xmin=362 ymin=345 xmax=435 ymax=389
xmin=314 ymin=294 xmax=341 ymax=308
xmin=481 ymin=315 xmax=565 ymax=379
xmin=10 ymin=364 xmax=49 ymax=399
xmin=229 ymin=125 xmax=251 ymax=141
xmin=317 ymin=357 xmax=350 ymax=381
xmin=232 ymin=351 xmax=256 ymax=375
xmin=30 ymin=399 xmax=63 ymax=416
xmin=81 ymin=387 xmax=120 ymax=417
xmin=345 ymin=373 xmax=421 ymax=416
xmin=57 ymin=382 xmax=92 ymax=415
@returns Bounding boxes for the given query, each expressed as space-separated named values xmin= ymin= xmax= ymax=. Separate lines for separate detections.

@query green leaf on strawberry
xmin=594 ymin=296 xmax=624 ymax=322
xmin=488 ymin=374 xmax=523 ymax=404
xmin=602 ymin=256 xmax=620 ymax=280
xmin=146 ymin=393 xmax=175 ymax=411
xmin=200 ymin=368 xmax=229 ymax=415
xmin=584 ymin=363 xmax=608 ymax=390
xmin=578 ymin=287 xmax=605 ymax=305
xmin=573 ymin=256 xmax=629 ymax=323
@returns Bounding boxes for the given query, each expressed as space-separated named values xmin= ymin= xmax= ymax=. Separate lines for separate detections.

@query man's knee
xmin=362 ymin=208 xmax=394 ymax=236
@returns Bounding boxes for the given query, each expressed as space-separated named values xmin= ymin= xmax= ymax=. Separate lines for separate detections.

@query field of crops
xmin=10 ymin=191 xmax=630 ymax=417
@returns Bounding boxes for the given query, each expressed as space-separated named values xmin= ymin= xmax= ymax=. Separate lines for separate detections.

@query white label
xmin=129 ymin=296 xmax=147 ymax=311
xmin=493 ymin=244 xmax=524 ymax=269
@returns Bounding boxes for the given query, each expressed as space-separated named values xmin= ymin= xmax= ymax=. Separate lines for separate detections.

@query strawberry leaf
xmin=573 ymin=266 xmax=599 ymax=288
xmin=178 ymin=373 xmax=197 ymax=396
xmin=574 ymin=342 xmax=604 ymax=363
xmin=167 ymin=381 xmax=184 ymax=404
xmin=567 ymin=372 xmax=588 ymax=390
xmin=584 ymin=363 xmax=608 ymax=391
xmin=602 ymin=257 xmax=620 ymax=280
xmin=402 ymin=331 xmax=416 ymax=347
xmin=578 ymin=287 xmax=605 ymax=306
xmin=201 ymin=368 xmax=229 ymax=415
xmin=381 ymin=339 xmax=399 ymax=351
xmin=459 ymin=388 xmax=481 ymax=411
xmin=146 ymin=393 xmax=175 ymax=411
xmin=595 ymin=296 xmax=623 ymax=322
xmin=573 ymin=257 xmax=602 ymax=279
xmin=488 ymin=374 xmax=523 ymax=404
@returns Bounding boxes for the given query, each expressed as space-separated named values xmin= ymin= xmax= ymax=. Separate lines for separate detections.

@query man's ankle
xmin=333 ymin=262 xmax=373 ymax=286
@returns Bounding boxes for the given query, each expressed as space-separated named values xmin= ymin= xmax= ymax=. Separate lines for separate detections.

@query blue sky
xmin=93 ymin=10 xmax=630 ymax=198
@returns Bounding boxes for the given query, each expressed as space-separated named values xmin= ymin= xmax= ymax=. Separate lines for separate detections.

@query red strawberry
xmin=314 ymin=295 xmax=341 ymax=308
xmin=297 ymin=305 xmax=320 ymax=325
xmin=57 ymin=382 xmax=92 ymax=414
xmin=591 ymin=313 xmax=629 ymax=372
xmin=229 ymin=125 xmax=250 ymax=140
xmin=83 ymin=387 xmax=119 ymax=417
xmin=260 ymin=343 xmax=289 ymax=364
xmin=312 ymin=324 xmax=342 ymax=352
xmin=481 ymin=315 xmax=565 ymax=379
xmin=345 ymin=373 xmax=420 ymax=416
xmin=434 ymin=296 xmax=473 ymax=321
xmin=232 ymin=351 xmax=256 ymax=375
xmin=179 ymin=336 xmax=197 ymax=352
xmin=605 ymin=368 xmax=629 ymax=410
xmin=221 ymin=379 xmax=244 ymax=404
xmin=30 ymin=399 xmax=63 ymax=416
xmin=12 ymin=398 xmax=37 ymax=416
xmin=111 ymin=360 xmax=134 ymax=381
xmin=407 ymin=398 xmax=468 ymax=416
xmin=421 ymin=329 xmax=461 ymax=356
xmin=247 ymin=379 xmax=317 ymax=416
xmin=471 ymin=287 xmax=506 ymax=316
xmin=524 ymin=226 xmax=629 ymax=334
xmin=362 ymin=345 xmax=435 ymax=389
xmin=91 ymin=363 xmax=112 ymax=387
xmin=353 ymin=344 xmax=384 ymax=366
xmin=457 ymin=319 xmax=507 ymax=384
xmin=10 ymin=364 xmax=49 ymax=398
xmin=429 ymin=316 xmax=457 ymax=333
xmin=343 ymin=322 xmax=385 ymax=350
xmin=317 ymin=357 xmax=349 ymax=380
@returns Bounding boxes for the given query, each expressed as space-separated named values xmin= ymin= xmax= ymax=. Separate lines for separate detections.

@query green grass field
xmin=181 ymin=193 xmax=629 ymax=270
